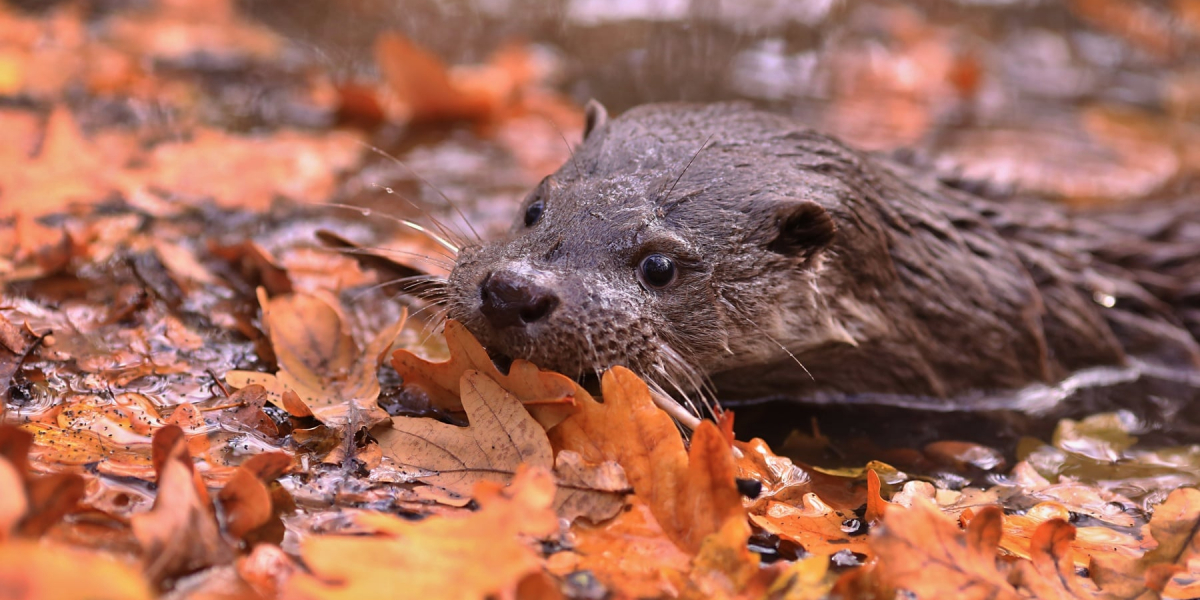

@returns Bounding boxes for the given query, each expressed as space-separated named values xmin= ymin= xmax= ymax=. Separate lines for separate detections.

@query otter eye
xmin=638 ymin=254 xmax=676 ymax=288
xmin=524 ymin=200 xmax=544 ymax=227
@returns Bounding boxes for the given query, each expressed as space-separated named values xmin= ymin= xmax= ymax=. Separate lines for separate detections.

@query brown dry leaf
xmin=552 ymin=450 xmax=630 ymax=523
xmin=0 ymin=539 xmax=153 ymax=600
xmin=209 ymin=240 xmax=294 ymax=296
xmin=131 ymin=425 xmax=235 ymax=586
xmin=551 ymin=367 xmax=744 ymax=553
xmin=1 ymin=426 xmax=89 ymax=538
xmin=392 ymin=319 xmax=580 ymax=429
xmin=1009 ymin=519 xmax=1104 ymax=600
xmin=871 ymin=502 xmax=1021 ymax=600
xmin=376 ymin=369 xmax=553 ymax=496
xmin=0 ymin=313 xmax=28 ymax=354
xmin=284 ymin=466 xmax=559 ymax=600
xmin=1091 ymin=487 xmax=1200 ymax=599
xmin=216 ymin=452 xmax=292 ymax=543
xmin=225 ymin=291 xmax=402 ymax=426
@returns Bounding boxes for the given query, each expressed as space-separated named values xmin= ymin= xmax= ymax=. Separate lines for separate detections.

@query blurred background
xmin=238 ymin=0 xmax=1200 ymax=205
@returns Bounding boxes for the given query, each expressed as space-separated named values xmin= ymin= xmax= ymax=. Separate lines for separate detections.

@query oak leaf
xmin=1009 ymin=519 xmax=1104 ymax=599
xmin=391 ymin=319 xmax=579 ymax=429
xmin=550 ymin=366 xmax=744 ymax=553
xmin=130 ymin=425 xmax=234 ymax=586
xmin=226 ymin=291 xmax=404 ymax=427
xmin=871 ymin=502 xmax=1021 ymax=600
xmin=0 ymin=540 xmax=152 ymax=600
xmin=377 ymin=369 xmax=630 ymax=520
xmin=377 ymin=369 xmax=553 ymax=495
xmin=284 ymin=466 xmax=559 ymax=600
xmin=1091 ymin=487 xmax=1200 ymax=599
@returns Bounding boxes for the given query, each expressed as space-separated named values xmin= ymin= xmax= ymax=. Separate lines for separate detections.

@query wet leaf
xmin=216 ymin=452 xmax=292 ymax=543
xmin=1091 ymin=487 xmax=1200 ymax=599
xmin=1009 ymin=519 xmax=1104 ymax=599
xmin=375 ymin=369 xmax=553 ymax=496
xmin=551 ymin=366 xmax=744 ymax=553
xmin=872 ymin=503 xmax=1021 ymax=600
xmin=285 ymin=466 xmax=559 ymax=600
xmin=552 ymin=449 xmax=630 ymax=523
xmin=226 ymin=291 xmax=403 ymax=427
xmin=391 ymin=319 xmax=580 ymax=429
xmin=130 ymin=425 xmax=234 ymax=586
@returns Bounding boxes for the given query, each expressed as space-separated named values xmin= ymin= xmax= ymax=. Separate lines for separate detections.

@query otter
xmin=444 ymin=102 xmax=1200 ymax=409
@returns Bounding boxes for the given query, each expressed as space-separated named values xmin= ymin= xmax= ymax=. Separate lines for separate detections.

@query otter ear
xmin=583 ymin=100 xmax=608 ymax=140
xmin=766 ymin=201 xmax=837 ymax=259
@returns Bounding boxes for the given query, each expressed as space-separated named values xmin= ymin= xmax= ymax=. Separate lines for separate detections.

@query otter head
xmin=445 ymin=102 xmax=845 ymax=393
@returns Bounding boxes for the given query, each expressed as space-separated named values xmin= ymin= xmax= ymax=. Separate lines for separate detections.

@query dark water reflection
xmin=241 ymin=0 xmax=1200 ymax=451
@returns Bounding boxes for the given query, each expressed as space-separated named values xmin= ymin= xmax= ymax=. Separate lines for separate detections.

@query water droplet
xmin=360 ymin=208 xmax=372 ymax=217
xmin=1093 ymin=291 xmax=1116 ymax=308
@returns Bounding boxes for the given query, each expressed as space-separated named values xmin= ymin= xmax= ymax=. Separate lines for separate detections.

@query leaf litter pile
xmin=2 ymin=1 xmax=1200 ymax=599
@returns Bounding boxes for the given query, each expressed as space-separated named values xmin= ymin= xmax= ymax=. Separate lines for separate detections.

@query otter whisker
xmin=659 ymin=133 xmax=713 ymax=207
xmin=326 ymin=244 xmax=457 ymax=268
xmin=321 ymin=201 xmax=462 ymax=255
xmin=349 ymin=274 xmax=448 ymax=303
xmin=359 ymin=141 xmax=483 ymax=243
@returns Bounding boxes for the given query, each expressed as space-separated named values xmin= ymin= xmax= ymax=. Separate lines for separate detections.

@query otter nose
xmin=479 ymin=270 xmax=559 ymax=329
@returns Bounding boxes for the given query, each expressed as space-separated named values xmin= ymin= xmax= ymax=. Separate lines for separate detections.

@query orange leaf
xmin=391 ymin=319 xmax=580 ymax=429
xmin=130 ymin=425 xmax=234 ymax=586
xmin=0 ymin=540 xmax=152 ymax=600
xmin=226 ymin=291 xmax=403 ymax=427
xmin=1009 ymin=519 xmax=1104 ymax=599
xmin=552 ymin=367 xmax=743 ymax=553
xmin=375 ymin=370 xmax=553 ymax=497
xmin=1091 ymin=487 xmax=1200 ymax=599
xmin=285 ymin=466 xmax=558 ymax=600
xmin=871 ymin=502 xmax=1021 ymax=600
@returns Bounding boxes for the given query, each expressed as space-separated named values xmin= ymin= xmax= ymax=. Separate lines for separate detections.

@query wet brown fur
xmin=446 ymin=102 xmax=1200 ymax=403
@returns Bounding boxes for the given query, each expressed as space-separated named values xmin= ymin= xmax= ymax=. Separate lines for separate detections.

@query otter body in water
xmin=445 ymin=102 xmax=1200 ymax=405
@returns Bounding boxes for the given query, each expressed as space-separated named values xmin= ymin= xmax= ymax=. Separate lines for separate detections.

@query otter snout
xmin=479 ymin=270 xmax=559 ymax=329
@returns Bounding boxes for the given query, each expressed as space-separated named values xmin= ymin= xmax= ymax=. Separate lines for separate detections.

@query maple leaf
xmin=130 ymin=425 xmax=235 ymax=586
xmin=871 ymin=502 xmax=1022 ymax=600
xmin=1091 ymin=487 xmax=1200 ymax=599
xmin=226 ymin=291 xmax=404 ymax=427
xmin=284 ymin=466 xmax=559 ymax=600
xmin=391 ymin=319 xmax=580 ymax=429
xmin=377 ymin=369 xmax=630 ymax=520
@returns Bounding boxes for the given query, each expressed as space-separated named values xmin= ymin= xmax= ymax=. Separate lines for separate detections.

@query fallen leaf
xmin=391 ymin=319 xmax=580 ymax=429
xmin=1091 ymin=487 xmax=1200 ymax=599
xmin=871 ymin=502 xmax=1021 ymax=600
xmin=226 ymin=291 xmax=403 ymax=426
xmin=376 ymin=370 xmax=553 ymax=496
xmin=678 ymin=516 xmax=771 ymax=600
xmin=0 ymin=539 xmax=152 ymax=600
xmin=285 ymin=466 xmax=559 ymax=600
xmin=1009 ymin=519 xmax=1104 ymax=599
xmin=548 ymin=496 xmax=692 ymax=599
xmin=216 ymin=452 xmax=292 ymax=543
xmin=551 ymin=367 xmax=744 ymax=553
xmin=552 ymin=450 xmax=630 ymax=523
xmin=130 ymin=425 xmax=234 ymax=586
